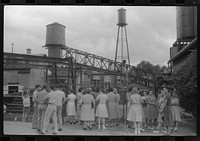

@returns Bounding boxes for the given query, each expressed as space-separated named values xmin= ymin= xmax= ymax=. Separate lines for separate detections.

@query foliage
xmin=167 ymin=51 xmax=197 ymax=117
xmin=137 ymin=60 xmax=168 ymax=73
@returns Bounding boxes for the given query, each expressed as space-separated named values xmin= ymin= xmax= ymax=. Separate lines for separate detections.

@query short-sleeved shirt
xmin=37 ymin=89 xmax=48 ymax=104
xmin=44 ymin=91 xmax=57 ymax=105
xmin=54 ymin=90 xmax=65 ymax=106
xmin=22 ymin=96 xmax=30 ymax=107
xmin=68 ymin=93 xmax=76 ymax=103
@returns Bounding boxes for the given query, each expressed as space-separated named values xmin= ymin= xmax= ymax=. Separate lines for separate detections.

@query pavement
xmin=3 ymin=121 xmax=196 ymax=136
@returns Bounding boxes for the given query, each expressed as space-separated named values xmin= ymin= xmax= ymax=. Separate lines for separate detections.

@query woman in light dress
xmin=127 ymin=87 xmax=143 ymax=134
xmin=114 ymin=88 xmax=120 ymax=126
xmin=80 ymin=88 xmax=95 ymax=130
xmin=77 ymin=87 xmax=84 ymax=124
xmin=146 ymin=90 xmax=158 ymax=129
xmin=66 ymin=89 xmax=76 ymax=124
xmin=107 ymin=87 xmax=118 ymax=127
xmin=96 ymin=89 xmax=108 ymax=130
xmin=171 ymin=91 xmax=181 ymax=131
xmin=126 ymin=87 xmax=133 ymax=128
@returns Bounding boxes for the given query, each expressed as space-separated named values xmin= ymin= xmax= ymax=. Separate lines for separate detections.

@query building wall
xmin=4 ymin=68 xmax=46 ymax=89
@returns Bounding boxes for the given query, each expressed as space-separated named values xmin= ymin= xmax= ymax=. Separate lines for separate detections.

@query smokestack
xmin=26 ymin=48 xmax=31 ymax=55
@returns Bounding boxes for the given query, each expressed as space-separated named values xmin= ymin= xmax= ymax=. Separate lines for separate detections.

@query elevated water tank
xmin=45 ymin=22 xmax=66 ymax=58
xmin=176 ymin=6 xmax=197 ymax=39
xmin=45 ymin=22 xmax=66 ymax=46
xmin=117 ymin=8 xmax=127 ymax=27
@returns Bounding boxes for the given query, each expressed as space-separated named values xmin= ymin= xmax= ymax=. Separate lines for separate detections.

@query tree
xmin=166 ymin=51 xmax=197 ymax=117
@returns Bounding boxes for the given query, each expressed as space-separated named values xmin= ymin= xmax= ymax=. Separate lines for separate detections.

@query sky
xmin=4 ymin=6 xmax=176 ymax=66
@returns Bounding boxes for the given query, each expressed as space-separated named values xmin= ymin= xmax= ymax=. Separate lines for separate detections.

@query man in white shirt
xmin=32 ymin=84 xmax=41 ymax=129
xmin=54 ymin=84 xmax=65 ymax=131
xmin=41 ymin=85 xmax=58 ymax=135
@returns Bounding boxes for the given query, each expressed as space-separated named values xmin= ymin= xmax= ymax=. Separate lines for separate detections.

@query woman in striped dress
xmin=146 ymin=90 xmax=158 ymax=129
xmin=80 ymin=88 xmax=95 ymax=130
xmin=107 ymin=87 xmax=118 ymax=127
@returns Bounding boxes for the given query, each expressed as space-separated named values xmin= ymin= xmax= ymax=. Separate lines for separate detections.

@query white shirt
xmin=54 ymin=90 xmax=65 ymax=106
xmin=22 ymin=96 xmax=30 ymax=107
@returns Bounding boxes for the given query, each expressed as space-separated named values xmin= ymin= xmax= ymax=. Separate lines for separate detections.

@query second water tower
xmin=45 ymin=22 xmax=66 ymax=58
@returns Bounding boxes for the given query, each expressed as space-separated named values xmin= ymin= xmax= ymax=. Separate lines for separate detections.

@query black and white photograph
xmin=3 ymin=6 xmax=197 ymax=136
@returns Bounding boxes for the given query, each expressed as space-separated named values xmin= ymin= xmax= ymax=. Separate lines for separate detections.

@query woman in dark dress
xmin=163 ymin=88 xmax=173 ymax=135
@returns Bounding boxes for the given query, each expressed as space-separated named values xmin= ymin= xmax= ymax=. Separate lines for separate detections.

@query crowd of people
xmin=21 ymin=83 xmax=181 ymax=135
xmin=126 ymin=87 xmax=181 ymax=135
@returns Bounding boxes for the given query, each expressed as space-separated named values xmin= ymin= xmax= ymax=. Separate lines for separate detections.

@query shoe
xmin=58 ymin=128 xmax=62 ymax=131
xmin=89 ymin=127 xmax=92 ymax=130
xmin=102 ymin=126 xmax=107 ymax=130
xmin=116 ymin=124 xmax=119 ymax=126
xmin=173 ymin=127 xmax=178 ymax=131
xmin=83 ymin=127 xmax=87 ymax=130
xmin=138 ymin=129 xmax=141 ymax=134
xmin=39 ymin=132 xmax=44 ymax=135
xmin=139 ymin=128 xmax=145 ymax=132
xmin=37 ymin=129 xmax=41 ymax=132
xmin=134 ymin=129 xmax=138 ymax=134
xmin=161 ymin=130 xmax=167 ymax=133
xmin=52 ymin=132 xmax=57 ymax=135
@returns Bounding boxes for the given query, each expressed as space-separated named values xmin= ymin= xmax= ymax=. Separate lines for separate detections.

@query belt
xmin=48 ymin=103 xmax=54 ymax=105
xmin=39 ymin=103 xmax=46 ymax=104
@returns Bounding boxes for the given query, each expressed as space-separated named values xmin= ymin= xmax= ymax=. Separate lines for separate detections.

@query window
xmin=8 ymin=86 xmax=19 ymax=94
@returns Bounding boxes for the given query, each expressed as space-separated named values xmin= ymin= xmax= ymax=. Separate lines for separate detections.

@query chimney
xmin=26 ymin=48 xmax=31 ymax=55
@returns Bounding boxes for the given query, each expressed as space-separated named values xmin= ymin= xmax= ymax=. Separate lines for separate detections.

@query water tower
xmin=114 ymin=8 xmax=130 ymax=66
xmin=44 ymin=22 xmax=66 ymax=58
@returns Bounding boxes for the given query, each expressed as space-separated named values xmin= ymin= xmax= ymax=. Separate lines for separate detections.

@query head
xmin=23 ymin=90 xmax=28 ymax=97
xmin=100 ymin=89 xmax=106 ymax=94
xmin=41 ymin=84 xmax=48 ymax=90
xmin=148 ymin=90 xmax=154 ymax=96
xmin=85 ymin=88 xmax=92 ymax=94
xmin=78 ymin=87 xmax=84 ymax=93
xmin=35 ymin=84 xmax=41 ymax=91
xmin=128 ymin=87 xmax=133 ymax=93
xmin=49 ymin=85 xmax=55 ymax=91
xmin=143 ymin=91 xmax=147 ymax=96
xmin=96 ymin=87 xmax=100 ymax=93
xmin=58 ymin=84 xmax=63 ymax=90
xmin=132 ymin=87 xmax=138 ymax=94
xmin=113 ymin=88 xmax=118 ymax=94
xmin=68 ymin=89 xmax=74 ymax=94
xmin=172 ymin=91 xmax=177 ymax=98
xmin=108 ymin=87 xmax=113 ymax=93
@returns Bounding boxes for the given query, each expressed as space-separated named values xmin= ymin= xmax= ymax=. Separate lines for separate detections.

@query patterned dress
xmin=115 ymin=93 xmax=120 ymax=118
xmin=127 ymin=94 xmax=143 ymax=122
xmin=163 ymin=93 xmax=173 ymax=127
xmin=171 ymin=97 xmax=181 ymax=122
xmin=96 ymin=93 xmax=108 ymax=118
xmin=77 ymin=92 xmax=83 ymax=119
xmin=107 ymin=92 xmax=118 ymax=120
xmin=66 ymin=93 xmax=76 ymax=116
xmin=146 ymin=95 xmax=158 ymax=119
xmin=81 ymin=94 xmax=95 ymax=121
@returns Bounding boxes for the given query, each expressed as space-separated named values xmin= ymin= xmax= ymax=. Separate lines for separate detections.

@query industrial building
xmin=169 ymin=6 xmax=197 ymax=72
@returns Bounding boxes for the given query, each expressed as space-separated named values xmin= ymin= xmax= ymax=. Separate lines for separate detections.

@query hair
xmin=132 ymin=87 xmax=138 ymax=94
xmin=85 ymin=88 xmax=92 ymax=94
xmin=78 ymin=87 xmax=84 ymax=92
xmin=42 ymin=84 xmax=48 ymax=90
xmin=96 ymin=87 xmax=100 ymax=93
xmin=35 ymin=84 xmax=41 ymax=89
xmin=58 ymin=84 xmax=63 ymax=89
xmin=100 ymin=89 xmax=106 ymax=94
xmin=108 ymin=87 xmax=113 ymax=92
xmin=49 ymin=85 xmax=55 ymax=90
xmin=69 ymin=89 xmax=74 ymax=94
xmin=128 ymin=87 xmax=133 ymax=92
xmin=23 ymin=90 xmax=28 ymax=96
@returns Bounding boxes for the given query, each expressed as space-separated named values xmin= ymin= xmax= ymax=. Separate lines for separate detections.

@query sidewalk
xmin=3 ymin=121 xmax=196 ymax=136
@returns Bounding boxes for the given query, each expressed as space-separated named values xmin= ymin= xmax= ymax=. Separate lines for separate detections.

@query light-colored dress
xmin=107 ymin=92 xmax=118 ymax=120
xmin=66 ymin=93 xmax=76 ymax=116
xmin=146 ymin=95 xmax=158 ymax=119
xmin=81 ymin=94 xmax=95 ymax=121
xmin=96 ymin=93 xmax=108 ymax=118
xmin=171 ymin=97 xmax=181 ymax=122
xmin=115 ymin=93 xmax=120 ymax=118
xmin=77 ymin=92 xmax=83 ymax=119
xmin=127 ymin=94 xmax=143 ymax=122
